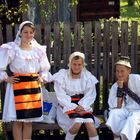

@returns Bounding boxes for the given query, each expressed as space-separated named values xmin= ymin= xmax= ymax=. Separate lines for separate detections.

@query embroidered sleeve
xmin=37 ymin=45 xmax=51 ymax=82
xmin=0 ymin=43 xmax=15 ymax=82
xmin=54 ymin=81 xmax=78 ymax=113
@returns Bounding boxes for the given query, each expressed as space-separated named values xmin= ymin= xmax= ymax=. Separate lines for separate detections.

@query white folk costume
xmin=53 ymin=69 xmax=99 ymax=133
xmin=0 ymin=21 xmax=51 ymax=122
xmin=106 ymin=74 xmax=140 ymax=140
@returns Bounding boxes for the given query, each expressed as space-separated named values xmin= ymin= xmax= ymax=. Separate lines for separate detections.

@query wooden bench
xmin=2 ymin=120 xmax=114 ymax=140
xmin=2 ymin=121 xmax=140 ymax=140
xmin=1 ymin=83 xmax=140 ymax=140
xmin=0 ymin=82 xmax=108 ymax=140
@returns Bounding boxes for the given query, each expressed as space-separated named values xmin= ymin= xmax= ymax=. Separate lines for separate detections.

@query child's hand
xmin=117 ymin=80 xmax=123 ymax=88
xmin=75 ymin=105 xmax=84 ymax=112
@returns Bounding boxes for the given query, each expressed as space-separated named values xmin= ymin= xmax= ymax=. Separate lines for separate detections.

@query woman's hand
xmin=36 ymin=76 xmax=43 ymax=84
xmin=4 ymin=76 xmax=19 ymax=84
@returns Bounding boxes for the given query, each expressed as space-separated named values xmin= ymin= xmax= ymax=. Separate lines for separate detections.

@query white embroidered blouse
xmin=0 ymin=42 xmax=50 ymax=82
xmin=53 ymin=69 xmax=98 ymax=113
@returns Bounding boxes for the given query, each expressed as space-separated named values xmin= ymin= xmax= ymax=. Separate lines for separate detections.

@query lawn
xmin=120 ymin=0 xmax=140 ymax=35
xmin=120 ymin=0 xmax=140 ymax=18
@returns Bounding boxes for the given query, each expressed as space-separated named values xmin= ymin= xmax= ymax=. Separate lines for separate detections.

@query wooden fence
xmin=0 ymin=21 xmax=140 ymax=118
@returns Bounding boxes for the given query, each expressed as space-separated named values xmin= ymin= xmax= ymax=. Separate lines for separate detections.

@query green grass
xmin=120 ymin=0 xmax=140 ymax=35
xmin=120 ymin=0 xmax=140 ymax=18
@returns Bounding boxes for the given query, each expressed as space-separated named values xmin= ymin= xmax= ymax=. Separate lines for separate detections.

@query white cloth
xmin=106 ymin=74 xmax=140 ymax=140
xmin=121 ymin=134 xmax=127 ymax=140
xmin=65 ymin=132 xmax=76 ymax=140
xmin=53 ymin=69 xmax=99 ymax=133
xmin=114 ymin=138 xmax=121 ymax=140
xmin=0 ymin=42 xmax=52 ymax=122
xmin=89 ymin=135 xmax=99 ymax=140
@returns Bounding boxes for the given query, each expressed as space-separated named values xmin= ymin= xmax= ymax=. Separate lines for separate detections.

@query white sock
xmin=121 ymin=134 xmax=127 ymax=140
xmin=114 ymin=137 xmax=121 ymax=140
xmin=65 ymin=132 xmax=76 ymax=140
xmin=89 ymin=135 xmax=99 ymax=140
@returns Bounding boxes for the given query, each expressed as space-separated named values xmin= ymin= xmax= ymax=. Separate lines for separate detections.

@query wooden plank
xmin=33 ymin=123 xmax=61 ymax=130
xmin=35 ymin=24 xmax=42 ymax=44
xmin=74 ymin=22 xmax=81 ymax=51
xmin=14 ymin=24 xmax=19 ymax=40
xmin=63 ymin=22 xmax=71 ymax=68
xmin=53 ymin=22 xmax=61 ymax=73
xmin=130 ymin=21 xmax=138 ymax=73
xmin=6 ymin=25 xmax=13 ymax=42
xmin=83 ymin=22 xmax=93 ymax=72
xmin=111 ymin=21 xmax=119 ymax=83
xmin=44 ymin=24 xmax=51 ymax=66
xmin=102 ymin=21 xmax=110 ymax=110
xmin=94 ymin=21 xmax=101 ymax=79
xmin=120 ymin=21 xmax=128 ymax=56
xmin=0 ymin=24 xmax=3 ymax=45
xmin=4 ymin=122 xmax=61 ymax=132
xmin=94 ymin=21 xmax=102 ymax=113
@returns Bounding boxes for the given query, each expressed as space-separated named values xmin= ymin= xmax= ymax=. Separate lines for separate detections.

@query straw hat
xmin=115 ymin=56 xmax=131 ymax=68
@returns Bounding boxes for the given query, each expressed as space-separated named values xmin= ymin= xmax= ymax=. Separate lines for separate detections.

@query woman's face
xmin=116 ymin=65 xmax=131 ymax=82
xmin=20 ymin=26 xmax=35 ymax=43
xmin=71 ymin=58 xmax=84 ymax=75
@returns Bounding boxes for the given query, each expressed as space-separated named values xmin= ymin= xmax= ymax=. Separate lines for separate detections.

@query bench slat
xmin=4 ymin=122 xmax=61 ymax=131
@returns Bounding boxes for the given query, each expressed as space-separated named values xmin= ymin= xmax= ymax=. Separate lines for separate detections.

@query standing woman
xmin=0 ymin=21 xmax=51 ymax=140
xmin=53 ymin=52 xmax=99 ymax=140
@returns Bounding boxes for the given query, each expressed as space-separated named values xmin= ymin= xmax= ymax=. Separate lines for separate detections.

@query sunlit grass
xmin=120 ymin=0 xmax=140 ymax=36
xmin=120 ymin=0 xmax=140 ymax=18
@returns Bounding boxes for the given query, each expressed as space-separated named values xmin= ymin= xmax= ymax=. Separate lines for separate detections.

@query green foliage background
xmin=0 ymin=0 xmax=78 ymax=23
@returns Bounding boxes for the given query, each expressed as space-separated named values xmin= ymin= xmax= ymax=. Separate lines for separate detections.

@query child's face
xmin=71 ymin=58 xmax=84 ymax=75
xmin=115 ymin=65 xmax=131 ymax=82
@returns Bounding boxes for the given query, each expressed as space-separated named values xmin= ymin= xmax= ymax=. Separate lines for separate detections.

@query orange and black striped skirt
xmin=13 ymin=73 xmax=42 ymax=119
xmin=65 ymin=94 xmax=94 ymax=120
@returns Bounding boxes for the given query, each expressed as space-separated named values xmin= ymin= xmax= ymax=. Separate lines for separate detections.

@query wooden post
xmin=0 ymin=23 xmax=3 ymax=45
